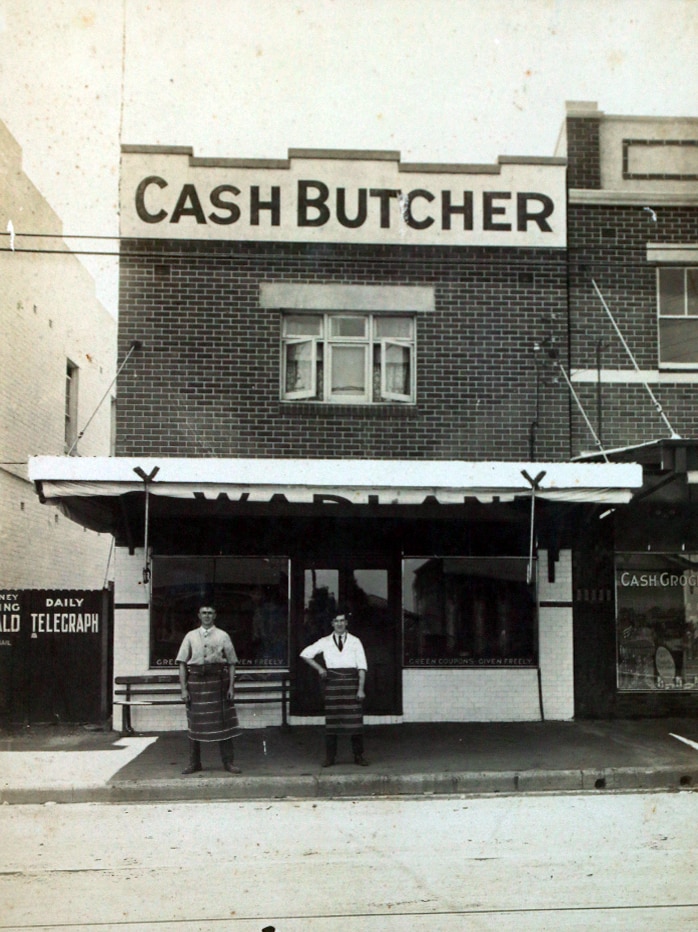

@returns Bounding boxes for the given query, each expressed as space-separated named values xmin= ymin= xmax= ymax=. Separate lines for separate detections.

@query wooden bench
xmin=114 ymin=670 xmax=290 ymax=734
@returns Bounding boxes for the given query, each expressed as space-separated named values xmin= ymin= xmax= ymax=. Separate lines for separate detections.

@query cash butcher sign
xmin=120 ymin=146 xmax=567 ymax=248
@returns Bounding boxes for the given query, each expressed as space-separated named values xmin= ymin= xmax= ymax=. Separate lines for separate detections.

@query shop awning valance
xmin=30 ymin=457 xmax=642 ymax=507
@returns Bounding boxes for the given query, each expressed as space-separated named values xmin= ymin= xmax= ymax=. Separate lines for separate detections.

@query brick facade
xmin=568 ymin=204 xmax=698 ymax=453
xmin=116 ymin=241 xmax=569 ymax=461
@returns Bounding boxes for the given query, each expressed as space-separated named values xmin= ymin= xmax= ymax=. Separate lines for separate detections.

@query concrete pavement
xmin=2 ymin=718 xmax=698 ymax=803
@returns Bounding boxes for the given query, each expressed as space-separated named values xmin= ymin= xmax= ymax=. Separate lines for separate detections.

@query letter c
xmin=404 ymin=189 xmax=435 ymax=230
xmin=135 ymin=176 xmax=168 ymax=223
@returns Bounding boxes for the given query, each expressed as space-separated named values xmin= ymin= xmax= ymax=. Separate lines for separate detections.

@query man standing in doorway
xmin=300 ymin=612 xmax=369 ymax=767
xmin=176 ymin=605 xmax=241 ymax=774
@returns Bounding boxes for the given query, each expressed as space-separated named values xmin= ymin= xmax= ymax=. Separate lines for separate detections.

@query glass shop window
xmin=403 ymin=557 xmax=537 ymax=667
xmin=616 ymin=552 xmax=698 ymax=692
xmin=282 ymin=312 xmax=415 ymax=404
xmin=150 ymin=556 xmax=289 ymax=668
xmin=658 ymin=267 xmax=698 ymax=367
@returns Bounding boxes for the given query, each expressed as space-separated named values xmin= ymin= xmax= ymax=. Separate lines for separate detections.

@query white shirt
xmin=300 ymin=632 xmax=367 ymax=670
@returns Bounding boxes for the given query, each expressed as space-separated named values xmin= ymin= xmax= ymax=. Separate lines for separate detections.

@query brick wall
xmin=568 ymin=204 xmax=698 ymax=453
xmin=566 ymin=117 xmax=601 ymax=189
xmin=116 ymin=241 xmax=569 ymax=461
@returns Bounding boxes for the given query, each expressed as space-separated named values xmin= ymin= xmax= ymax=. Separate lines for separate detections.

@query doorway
xmin=291 ymin=555 xmax=402 ymax=715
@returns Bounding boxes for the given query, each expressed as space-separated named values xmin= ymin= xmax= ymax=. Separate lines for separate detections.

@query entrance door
xmin=291 ymin=556 xmax=402 ymax=715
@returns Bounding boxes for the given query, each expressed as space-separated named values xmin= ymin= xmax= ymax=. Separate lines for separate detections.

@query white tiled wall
xmin=402 ymin=668 xmax=542 ymax=721
xmin=112 ymin=547 xmax=576 ymax=730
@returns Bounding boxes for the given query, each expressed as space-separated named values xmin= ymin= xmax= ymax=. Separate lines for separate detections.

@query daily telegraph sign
xmin=120 ymin=146 xmax=567 ymax=248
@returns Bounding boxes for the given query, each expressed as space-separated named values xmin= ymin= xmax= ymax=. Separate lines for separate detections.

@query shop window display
xmin=150 ymin=556 xmax=289 ymax=668
xmin=403 ymin=557 xmax=536 ymax=667
xmin=616 ymin=552 xmax=698 ymax=691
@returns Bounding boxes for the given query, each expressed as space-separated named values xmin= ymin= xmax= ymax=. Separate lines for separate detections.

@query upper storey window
xmin=658 ymin=267 xmax=698 ymax=367
xmin=282 ymin=313 xmax=415 ymax=404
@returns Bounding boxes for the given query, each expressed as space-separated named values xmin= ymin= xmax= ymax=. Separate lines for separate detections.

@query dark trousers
xmin=188 ymin=737 xmax=235 ymax=765
xmin=325 ymin=733 xmax=364 ymax=762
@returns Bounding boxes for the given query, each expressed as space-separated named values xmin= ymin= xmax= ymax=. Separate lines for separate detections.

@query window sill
xmin=281 ymin=402 xmax=418 ymax=418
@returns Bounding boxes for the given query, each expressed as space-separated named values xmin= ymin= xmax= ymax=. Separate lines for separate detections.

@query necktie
xmin=335 ymin=635 xmax=343 ymax=651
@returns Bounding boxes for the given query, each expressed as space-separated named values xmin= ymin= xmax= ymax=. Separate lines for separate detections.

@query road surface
xmin=1 ymin=791 xmax=696 ymax=930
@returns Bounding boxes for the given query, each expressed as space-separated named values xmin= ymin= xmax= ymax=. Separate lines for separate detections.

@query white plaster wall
xmin=0 ymin=121 xmax=116 ymax=590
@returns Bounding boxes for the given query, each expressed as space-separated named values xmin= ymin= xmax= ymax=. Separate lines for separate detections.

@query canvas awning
xmin=30 ymin=456 xmax=642 ymax=507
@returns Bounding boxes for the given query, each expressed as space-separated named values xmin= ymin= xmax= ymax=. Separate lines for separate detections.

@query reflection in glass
xmin=151 ymin=557 xmax=289 ymax=668
xmin=285 ymin=341 xmax=313 ymax=393
xmin=403 ymin=557 xmax=536 ymax=666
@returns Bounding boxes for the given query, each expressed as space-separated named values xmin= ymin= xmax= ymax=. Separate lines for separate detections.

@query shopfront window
xmin=616 ymin=552 xmax=698 ymax=691
xmin=403 ymin=557 xmax=536 ymax=667
xmin=150 ymin=556 xmax=289 ymax=668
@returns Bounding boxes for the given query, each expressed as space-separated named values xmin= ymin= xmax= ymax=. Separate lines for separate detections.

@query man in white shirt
xmin=300 ymin=613 xmax=368 ymax=767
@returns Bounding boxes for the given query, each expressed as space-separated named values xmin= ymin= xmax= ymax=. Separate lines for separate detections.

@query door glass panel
xmin=295 ymin=561 xmax=400 ymax=715
xmin=303 ymin=569 xmax=339 ymax=644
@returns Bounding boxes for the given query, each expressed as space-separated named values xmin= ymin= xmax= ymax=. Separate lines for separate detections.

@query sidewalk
xmin=2 ymin=718 xmax=698 ymax=804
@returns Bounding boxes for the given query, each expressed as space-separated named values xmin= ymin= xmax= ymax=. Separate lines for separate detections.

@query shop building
xmin=36 ymin=106 xmax=698 ymax=730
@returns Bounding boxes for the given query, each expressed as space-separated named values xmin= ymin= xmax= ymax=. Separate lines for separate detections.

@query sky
xmin=1 ymin=0 xmax=697 ymax=318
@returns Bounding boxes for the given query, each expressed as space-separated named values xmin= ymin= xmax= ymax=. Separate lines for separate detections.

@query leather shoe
xmin=354 ymin=756 xmax=369 ymax=766
xmin=321 ymin=758 xmax=335 ymax=768
xmin=182 ymin=762 xmax=202 ymax=775
xmin=223 ymin=761 xmax=241 ymax=774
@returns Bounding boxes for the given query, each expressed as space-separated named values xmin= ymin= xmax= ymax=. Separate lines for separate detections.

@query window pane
xmin=687 ymin=268 xmax=698 ymax=316
xmin=659 ymin=318 xmax=698 ymax=365
xmin=403 ymin=557 xmax=536 ymax=665
xmin=151 ymin=556 xmax=289 ymax=668
xmin=284 ymin=315 xmax=322 ymax=336
xmin=330 ymin=316 xmax=366 ymax=338
xmin=285 ymin=341 xmax=314 ymax=393
xmin=304 ymin=569 xmax=339 ymax=642
xmin=658 ymin=268 xmax=686 ymax=316
xmin=616 ymin=552 xmax=698 ymax=691
xmin=376 ymin=316 xmax=413 ymax=339
xmin=384 ymin=343 xmax=410 ymax=395
xmin=330 ymin=345 xmax=366 ymax=395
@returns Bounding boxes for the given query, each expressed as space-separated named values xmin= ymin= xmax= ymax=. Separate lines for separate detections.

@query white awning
xmin=29 ymin=457 xmax=643 ymax=506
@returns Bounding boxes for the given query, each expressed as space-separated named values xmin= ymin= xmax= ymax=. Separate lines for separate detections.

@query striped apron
xmin=186 ymin=664 xmax=241 ymax=742
xmin=324 ymin=669 xmax=363 ymax=736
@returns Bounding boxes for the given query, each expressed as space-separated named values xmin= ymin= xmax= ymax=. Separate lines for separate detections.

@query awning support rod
xmin=134 ymin=466 xmax=159 ymax=584
xmin=591 ymin=279 xmax=680 ymax=439
xmin=553 ymin=361 xmax=610 ymax=462
xmin=522 ymin=469 xmax=546 ymax=585
xmin=67 ymin=340 xmax=141 ymax=456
